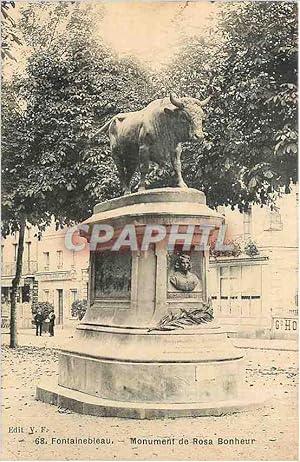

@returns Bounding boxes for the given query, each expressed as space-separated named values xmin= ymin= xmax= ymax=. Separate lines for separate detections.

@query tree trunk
xmin=10 ymin=219 xmax=26 ymax=349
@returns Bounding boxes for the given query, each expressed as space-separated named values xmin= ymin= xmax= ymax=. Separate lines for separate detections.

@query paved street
xmin=1 ymin=326 xmax=76 ymax=350
xmin=1 ymin=331 xmax=298 ymax=461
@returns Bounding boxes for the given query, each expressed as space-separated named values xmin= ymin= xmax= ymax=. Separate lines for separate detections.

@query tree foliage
xmin=163 ymin=1 xmax=297 ymax=210
xmin=71 ymin=299 xmax=87 ymax=320
xmin=1 ymin=0 xmax=21 ymax=61
xmin=20 ymin=4 xmax=157 ymax=223
xmin=1 ymin=3 xmax=156 ymax=347
xmin=32 ymin=301 xmax=54 ymax=320
xmin=3 ymin=1 xmax=297 ymax=226
xmin=2 ymin=3 xmax=157 ymax=233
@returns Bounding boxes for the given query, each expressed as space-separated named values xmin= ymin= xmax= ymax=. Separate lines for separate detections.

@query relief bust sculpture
xmin=169 ymin=254 xmax=201 ymax=292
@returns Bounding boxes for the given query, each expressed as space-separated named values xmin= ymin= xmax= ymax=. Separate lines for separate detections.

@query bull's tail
xmin=90 ymin=117 xmax=114 ymax=139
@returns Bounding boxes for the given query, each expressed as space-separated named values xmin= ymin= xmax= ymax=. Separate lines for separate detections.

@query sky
xmin=99 ymin=1 xmax=217 ymax=69
xmin=4 ymin=1 xmax=218 ymax=76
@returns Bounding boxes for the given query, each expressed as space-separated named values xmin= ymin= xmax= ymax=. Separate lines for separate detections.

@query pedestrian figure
xmin=34 ymin=309 xmax=43 ymax=336
xmin=49 ymin=310 xmax=56 ymax=337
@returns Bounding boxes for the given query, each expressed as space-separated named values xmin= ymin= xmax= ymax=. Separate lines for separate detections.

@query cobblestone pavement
xmin=1 ymin=343 xmax=298 ymax=461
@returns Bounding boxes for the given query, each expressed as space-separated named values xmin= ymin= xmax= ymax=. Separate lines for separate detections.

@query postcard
xmin=1 ymin=1 xmax=298 ymax=460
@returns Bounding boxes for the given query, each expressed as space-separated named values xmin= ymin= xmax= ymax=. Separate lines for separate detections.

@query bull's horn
xmin=170 ymin=93 xmax=184 ymax=109
xmin=199 ymin=94 xmax=212 ymax=107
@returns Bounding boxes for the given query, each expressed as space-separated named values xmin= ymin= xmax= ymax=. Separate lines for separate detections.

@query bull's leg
xmin=139 ymin=144 xmax=150 ymax=191
xmin=125 ymin=161 xmax=138 ymax=193
xmin=112 ymin=150 xmax=131 ymax=195
xmin=172 ymin=145 xmax=188 ymax=188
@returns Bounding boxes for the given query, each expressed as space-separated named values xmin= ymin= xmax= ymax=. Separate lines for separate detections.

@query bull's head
xmin=164 ymin=93 xmax=212 ymax=141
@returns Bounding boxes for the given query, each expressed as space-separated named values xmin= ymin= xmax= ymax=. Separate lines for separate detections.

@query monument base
xmin=37 ymin=380 xmax=265 ymax=420
xmin=36 ymin=323 xmax=266 ymax=418
xmin=36 ymin=188 xmax=266 ymax=418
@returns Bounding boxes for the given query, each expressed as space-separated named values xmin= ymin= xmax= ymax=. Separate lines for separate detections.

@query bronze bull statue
xmin=92 ymin=93 xmax=212 ymax=194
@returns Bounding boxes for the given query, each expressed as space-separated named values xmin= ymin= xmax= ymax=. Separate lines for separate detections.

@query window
xmin=1 ymin=287 xmax=9 ymax=303
xmin=26 ymin=242 xmax=31 ymax=262
xmin=220 ymin=266 xmax=239 ymax=302
xmin=43 ymin=252 xmax=50 ymax=271
xmin=22 ymin=285 xmax=30 ymax=303
xmin=218 ymin=264 xmax=262 ymax=317
xmin=243 ymin=207 xmax=252 ymax=239
xmin=43 ymin=289 xmax=49 ymax=302
xmin=16 ymin=288 xmax=21 ymax=303
xmin=269 ymin=206 xmax=283 ymax=231
xmin=70 ymin=289 xmax=78 ymax=317
xmin=71 ymin=250 xmax=76 ymax=268
xmin=70 ymin=289 xmax=78 ymax=303
xmin=26 ymin=225 xmax=31 ymax=239
xmin=13 ymin=244 xmax=18 ymax=261
xmin=241 ymin=265 xmax=261 ymax=298
xmin=25 ymin=242 xmax=31 ymax=273
xmin=57 ymin=250 xmax=63 ymax=269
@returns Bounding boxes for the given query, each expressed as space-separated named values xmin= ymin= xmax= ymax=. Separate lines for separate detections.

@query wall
xmin=34 ymin=226 xmax=89 ymax=325
xmin=209 ymin=186 xmax=298 ymax=339
xmin=1 ymin=221 xmax=89 ymax=328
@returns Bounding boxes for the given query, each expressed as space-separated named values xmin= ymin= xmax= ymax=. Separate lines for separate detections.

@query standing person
xmin=34 ymin=308 xmax=43 ymax=336
xmin=49 ymin=309 xmax=56 ymax=337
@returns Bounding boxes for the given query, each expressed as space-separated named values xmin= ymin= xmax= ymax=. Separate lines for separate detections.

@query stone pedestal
xmin=37 ymin=188 xmax=263 ymax=418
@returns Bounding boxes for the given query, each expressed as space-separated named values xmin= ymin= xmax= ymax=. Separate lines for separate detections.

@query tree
xmin=2 ymin=3 xmax=156 ymax=346
xmin=215 ymin=1 xmax=297 ymax=201
xmin=2 ymin=2 xmax=78 ymax=348
xmin=162 ymin=1 xmax=297 ymax=210
xmin=1 ymin=1 xmax=22 ymax=61
xmin=19 ymin=3 xmax=157 ymax=220
xmin=1 ymin=2 xmax=78 ymax=348
xmin=2 ymin=76 xmax=54 ymax=347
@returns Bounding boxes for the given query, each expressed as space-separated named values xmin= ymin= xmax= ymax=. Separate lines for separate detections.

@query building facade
xmin=1 ymin=223 xmax=89 ymax=329
xmin=209 ymin=187 xmax=298 ymax=339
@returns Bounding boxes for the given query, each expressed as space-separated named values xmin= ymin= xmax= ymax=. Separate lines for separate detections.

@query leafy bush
xmin=244 ymin=240 xmax=260 ymax=257
xmin=71 ymin=299 xmax=87 ymax=320
xmin=210 ymin=239 xmax=242 ymax=258
xmin=32 ymin=301 xmax=54 ymax=320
